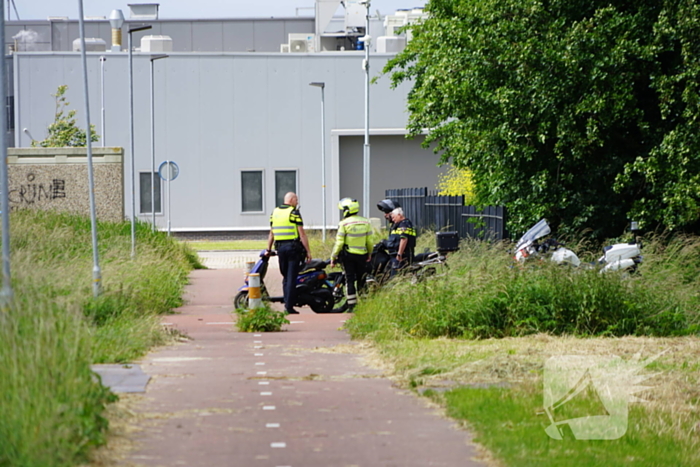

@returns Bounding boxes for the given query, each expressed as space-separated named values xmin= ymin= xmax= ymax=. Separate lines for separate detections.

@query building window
xmin=242 ymin=170 xmax=263 ymax=212
xmin=139 ymin=172 xmax=162 ymax=214
xmin=275 ymin=170 xmax=297 ymax=207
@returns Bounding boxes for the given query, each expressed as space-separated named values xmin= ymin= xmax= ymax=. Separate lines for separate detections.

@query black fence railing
xmin=385 ymin=187 xmax=508 ymax=241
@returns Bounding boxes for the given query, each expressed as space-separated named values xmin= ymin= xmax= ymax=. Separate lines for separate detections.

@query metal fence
xmin=385 ymin=187 xmax=508 ymax=241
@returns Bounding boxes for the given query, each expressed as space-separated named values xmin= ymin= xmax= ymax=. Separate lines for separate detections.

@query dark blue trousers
xmin=277 ymin=241 xmax=303 ymax=312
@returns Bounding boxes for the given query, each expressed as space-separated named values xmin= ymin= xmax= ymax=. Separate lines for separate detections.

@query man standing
xmin=330 ymin=198 xmax=373 ymax=312
xmin=388 ymin=207 xmax=416 ymax=274
xmin=266 ymin=192 xmax=311 ymax=314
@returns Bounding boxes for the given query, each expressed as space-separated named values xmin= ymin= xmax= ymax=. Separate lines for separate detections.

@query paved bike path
xmin=122 ymin=265 xmax=487 ymax=467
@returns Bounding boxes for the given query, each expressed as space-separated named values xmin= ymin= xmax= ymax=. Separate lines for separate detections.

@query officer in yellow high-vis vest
xmin=266 ymin=192 xmax=311 ymax=314
xmin=330 ymin=198 xmax=373 ymax=312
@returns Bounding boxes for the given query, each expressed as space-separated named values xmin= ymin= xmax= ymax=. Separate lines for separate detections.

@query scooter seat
xmin=301 ymin=259 xmax=327 ymax=273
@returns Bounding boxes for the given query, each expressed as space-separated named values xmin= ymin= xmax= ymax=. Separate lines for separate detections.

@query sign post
xmin=158 ymin=160 xmax=179 ymax=236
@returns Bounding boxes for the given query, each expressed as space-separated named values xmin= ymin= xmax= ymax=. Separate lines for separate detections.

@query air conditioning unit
xmin=280 ymin=43 xmax=290 ymax=53
xmin=288 ymin=33 xmax=315 ymax=53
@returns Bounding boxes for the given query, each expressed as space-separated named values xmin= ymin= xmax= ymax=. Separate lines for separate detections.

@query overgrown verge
xmin=0 ymin=210 xmax=201 ymax=466
xmin=346 ymin=233 xmax=700 ymax=466
xmin=347 ymin=235 xmax=700 ymax=340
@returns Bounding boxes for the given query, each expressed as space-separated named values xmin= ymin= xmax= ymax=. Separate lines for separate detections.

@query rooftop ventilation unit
xmin=280 ymin=43 xmax=290 ymax=53
xmin=288 ymin=33 xmax=315 ymax=53
xmin=72 ymin=37 xmax=107 ymax=52
xmin=141 ymin=35 xmax=172 ymax=53
xmin=128 ymin=3 xmax=159 ymax=20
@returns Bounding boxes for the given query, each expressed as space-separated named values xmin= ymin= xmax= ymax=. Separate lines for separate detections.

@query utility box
xmin=436 ymin=231 xmax=459 ymax=253
xmin=141 ymin=35 xmax=173 ymax=52
xmin=377 ymin=36 xmax=406 ymax=53
xmin=72 ymin=37 xmax=106 ymax=52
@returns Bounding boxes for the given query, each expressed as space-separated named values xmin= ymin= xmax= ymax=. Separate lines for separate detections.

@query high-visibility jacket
xmin=331 ymin=214 xmax=373 ymax=259
xmin=270 ymin=205 xmax=301 ymax=241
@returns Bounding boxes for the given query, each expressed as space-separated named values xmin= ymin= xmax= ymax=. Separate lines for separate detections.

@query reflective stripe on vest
xmin=339 ymin=217 xmax=371 ymax=255
xmin=271 ymin=206 xmax=299 ymax=241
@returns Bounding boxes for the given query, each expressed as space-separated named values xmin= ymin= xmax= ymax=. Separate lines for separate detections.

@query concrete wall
xmin=7 ymin=147 xmax=124 ymax=222
xmin=12 ymin=52 xmax=444 ymax=232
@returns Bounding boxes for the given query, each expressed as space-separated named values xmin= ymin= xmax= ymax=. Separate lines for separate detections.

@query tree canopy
xmin=385 ymin=0 xmax=700 ymax=238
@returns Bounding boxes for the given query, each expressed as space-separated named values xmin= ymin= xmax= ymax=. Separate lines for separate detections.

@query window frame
xmin=138 ymin=171 xmax=163 ymax=215
xmin=241 ymin=169 xmax=265 ymax=214
xmin=274 ymin=169 xmax=298 ymax=208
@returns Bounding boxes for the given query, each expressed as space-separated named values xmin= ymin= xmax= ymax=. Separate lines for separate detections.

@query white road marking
xmin=260 ymin=392 xmax=272 ymax=396
xmin=257 ymin=371 xmax=267 ymax=375
xmin=254 ymin=345 xmax=263 ymax=349
xmin=254 ymin=334 xmax=262 ymax=337
xmin=263 ymin=406 xmax=276 ymax=410
xmin=254 ymin=340 xmax=262 ymax=343
xmin=259 ymin=381 xmax=270 ymax=385
xmin=255 ymin=353 xmax=264 ymax=356
xmin=266 ymin=423 xmax=280 ymax=428
xmin=205 ymin=322 xmax=232 ymax=325
xmin=271 ymin=442 xmax=286 ymax=448
xmin=255 ymin=362 xmax=265 ymax=366
xmin=288 ymin=321 xmax=304 ymax=324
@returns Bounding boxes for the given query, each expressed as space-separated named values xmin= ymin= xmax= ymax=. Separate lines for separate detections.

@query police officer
xmin=266 ymin=192 xmax=311 ymax=314
xmin=330 ymin=198 xmax=373 ymax=312
xmin=387 ymin=207 xmax=416 ymax=275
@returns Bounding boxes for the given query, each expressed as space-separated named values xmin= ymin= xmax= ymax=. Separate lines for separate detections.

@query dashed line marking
xmin=255 ymin=362 xmax=265 ymax=366
xmin=263 ymin=406 xmax=276 ymax=410
xmin=271 ymin=442 xmax=286 ymax=448
xmin=254 ymin=334 xmax=262 ymax=337
xmin=266 ymin=423 xmax=280 ymax=428
xmin=260 ymin=392 xmax=272 ymax=396
xmin=288 ymin=321 xmax=304 ymax=324
xmin=255 ymin=353 xmax=264 ymax=356
xmin=205 ymin=322 xmax=232 ymax=325
xmin=254 ymin=345 xmax=263 ymax=349
xmin=257 ymin=371 xmax=267 ymax=375
xmin=254 ymin=340 xmax=262 ymax=343
xmin=259 ymin=381 xmax=270 ymax=385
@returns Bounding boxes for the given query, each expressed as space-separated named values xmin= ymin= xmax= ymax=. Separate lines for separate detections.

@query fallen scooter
xmin=234 ymin=250 xmax=342 ymax=313
xmin=514 ymin=219 xmax=643 ymax=273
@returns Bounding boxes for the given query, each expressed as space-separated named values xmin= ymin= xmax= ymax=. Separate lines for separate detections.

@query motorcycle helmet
xmin=377 ymin=198 xmax=401 ymax=214
xmin=338 ymin=197 xmax=360 ymax=218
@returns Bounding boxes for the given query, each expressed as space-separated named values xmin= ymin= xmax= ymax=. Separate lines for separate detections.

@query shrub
xmin=234 ymin=305 xmax=289 ymax=332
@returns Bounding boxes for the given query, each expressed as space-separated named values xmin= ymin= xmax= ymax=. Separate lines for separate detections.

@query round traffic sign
xmin=158 ymin=161 xmax=179 ymax=181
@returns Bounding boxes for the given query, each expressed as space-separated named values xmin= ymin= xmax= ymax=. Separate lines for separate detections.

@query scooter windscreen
xmin=515 ymin=219 xmax=552 ymax=250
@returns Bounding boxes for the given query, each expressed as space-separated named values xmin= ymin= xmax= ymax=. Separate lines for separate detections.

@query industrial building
xmin=5 ymin=1 xmax=446 ymax=236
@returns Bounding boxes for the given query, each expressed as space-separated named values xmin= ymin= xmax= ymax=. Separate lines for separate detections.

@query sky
xmin=10 ymin=1 xmax=428 ymax=21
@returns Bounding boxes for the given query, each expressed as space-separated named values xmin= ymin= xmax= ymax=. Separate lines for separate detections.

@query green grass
xmin=0 ymin=210 xmax=199 ymax=465
xmin=184 ymin=240 xmax=268 ymax=251
xmin=439 ymin=383 xmax=699 ymax=467
xmin=344 ymin=231 xmax=700 ymax=466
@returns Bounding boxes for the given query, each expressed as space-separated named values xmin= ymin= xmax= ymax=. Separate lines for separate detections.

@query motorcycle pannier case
xmin=436 ymin=231 xmax=459 ymax=253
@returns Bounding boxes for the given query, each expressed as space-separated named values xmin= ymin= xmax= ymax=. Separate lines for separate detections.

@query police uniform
xmin=332 ymin=200 xmax=373 ymax=311
xmin=270 ymin=204 xmax=305 ymax=313
xmin=389 ymin=217 xmax=416 ymax=273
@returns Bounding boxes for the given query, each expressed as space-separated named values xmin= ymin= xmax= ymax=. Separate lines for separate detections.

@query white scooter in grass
xmin=514 ymin=219 xmax=643 ymax=273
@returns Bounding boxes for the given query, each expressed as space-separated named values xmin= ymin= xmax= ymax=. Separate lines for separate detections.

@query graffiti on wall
xmin=8 ymin=173 xmax=67 ymax=205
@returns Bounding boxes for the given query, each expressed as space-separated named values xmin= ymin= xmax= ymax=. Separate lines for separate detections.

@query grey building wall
xmin=13 ymin=51 xmax=444 ymax=232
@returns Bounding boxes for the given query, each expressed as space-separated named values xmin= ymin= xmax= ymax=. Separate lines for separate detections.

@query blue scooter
xmin=234 ymin=250 xmax=343 ymax=313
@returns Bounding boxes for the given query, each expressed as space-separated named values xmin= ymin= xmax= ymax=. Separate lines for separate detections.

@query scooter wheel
xmin=233 ymin=291 xmax=249 ymax=311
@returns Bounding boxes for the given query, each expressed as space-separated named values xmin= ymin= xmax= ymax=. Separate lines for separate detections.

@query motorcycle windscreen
xmin=515 ymin=219 xmax=552 ymax=250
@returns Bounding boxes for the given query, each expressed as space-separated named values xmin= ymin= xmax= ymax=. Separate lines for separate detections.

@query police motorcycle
xmin=514 ymin=219 xmax=643 ymax=273
xmin=234 ymin=250 xmax=341 ymax=313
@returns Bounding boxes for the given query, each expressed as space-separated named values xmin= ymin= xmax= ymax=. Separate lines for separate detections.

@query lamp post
xmin=128 ymin=24 xmax=152 ymax=259
xmin=99 ymin=56 xmax=106 ymax=146
xmin=150 ymin=54 xmax=168 ymax=230
xmin=309 ymin=82 xmax=326 ymax=241
xmin=359 ymin=0 xmax=371 ymax=218
xmin=77 ymin=0 xmax=102 ymax=297
xmin=0 ymin=4 xmax=12 ymax=306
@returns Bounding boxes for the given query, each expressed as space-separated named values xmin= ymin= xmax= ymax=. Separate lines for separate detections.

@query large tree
xmin=385 ymin=0 xmax=700 ymax=238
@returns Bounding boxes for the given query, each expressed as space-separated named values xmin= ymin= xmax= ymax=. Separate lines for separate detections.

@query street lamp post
xmin=150 ymin=54 xmax=168 ymax=230
xmin=100 ymin=56 xmax=106 ymax=146
xmin=359 ymin=0 xmax=371 ymax=218
xmin=0 ymin=4 xmax=12 ymax=306
xmin=77 ymin=0 xmax=102 ymax=297
xmin=128 ymin=24 xmax=152 ymax=259
xmin=309 ymin=82 xmax=326 ymax=241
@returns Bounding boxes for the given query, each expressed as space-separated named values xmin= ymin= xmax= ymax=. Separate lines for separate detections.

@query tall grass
xmin=0 ymin=210 xmax=200 ymax=465
xmin=347 ymin=235 xmax=700 ymax=340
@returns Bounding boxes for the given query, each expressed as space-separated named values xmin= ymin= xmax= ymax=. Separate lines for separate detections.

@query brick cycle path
xmin=119 ymin=255 xmax=488 ymax=467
